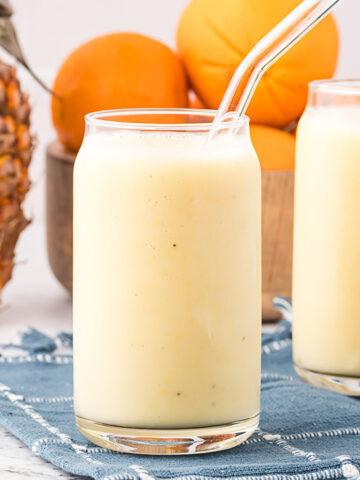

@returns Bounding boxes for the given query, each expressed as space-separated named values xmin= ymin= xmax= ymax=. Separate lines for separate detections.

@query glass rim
xmin=85 ymin=108 xmax=249 ymax=131
xmin=309 ymin=79 xmax=360 ymax=96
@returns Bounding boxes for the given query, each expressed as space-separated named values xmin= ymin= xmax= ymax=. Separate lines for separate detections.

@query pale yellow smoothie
xmin=293 ymin=105 xmax=360 ymax=377
xmin=73 ymin=129 xmax=261 ymax=429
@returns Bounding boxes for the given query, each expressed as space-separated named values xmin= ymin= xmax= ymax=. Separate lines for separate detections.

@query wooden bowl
xmin=261 ymin=170 xmax=294 ymax=320
xmin=46 ymin=141 xmax=74 ymax=292
xmin=46 ymin=140 xmax=293 ymax=320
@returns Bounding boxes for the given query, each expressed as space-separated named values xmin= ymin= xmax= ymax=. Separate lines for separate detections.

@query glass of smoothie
xmin=73 ymin=108 xmax=261 ymax=454
xmin=293 ymin=80 xmax=360 ymax=395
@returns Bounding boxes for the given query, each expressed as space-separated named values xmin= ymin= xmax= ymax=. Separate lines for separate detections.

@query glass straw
xmin=211 ymin=0 xmax=342 ymax=129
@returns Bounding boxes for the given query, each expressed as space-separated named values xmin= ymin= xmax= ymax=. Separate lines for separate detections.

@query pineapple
xmin=0 ymin=0 xmax=54 ymax=291
xmin=0 ymin=60 xmax=32 ymax=289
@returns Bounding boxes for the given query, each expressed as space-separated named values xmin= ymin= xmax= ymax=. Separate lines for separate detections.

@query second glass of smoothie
xmin=293 ymin=80 xmax=360 ymax=395
xmin=73 ymin=109 xmax=261 ymax=454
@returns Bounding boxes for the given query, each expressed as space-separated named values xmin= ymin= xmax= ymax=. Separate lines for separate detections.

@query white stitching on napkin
xmin=261 ymin=372 xmax=297 ymax=382
xmin=262 ymin=338 xmax=291 ymax=355
xmin=131 ymin=464 xmax=156 ymax=480
xmin=32 ymin=438 xmax=71 ymax=452
xmin=31 ymin=438 xmax=102 ymax=467
xmin=0 ymin=354 xmax=72 ymax=364
xmin=257 ymin=430 xmax=320 ymax=462
xmin=245 ymin=427 xmax=360 ymax=444
xmin=273 ymin=296 xmax=293 ymax=323
xmin=337 ymin=456 xmax=360 ymax=479
xmin=169 ymin=468 xmax=344 ymax=480
xmin=29 ymin=437 xmax=112 ymax=454
xmin=282 ymin=428 xmax=360 ymax=441
xmin=24 ymin=395 xmax=73 ymax=403
xmin=0 ymin=382 xmax=103 ymax=467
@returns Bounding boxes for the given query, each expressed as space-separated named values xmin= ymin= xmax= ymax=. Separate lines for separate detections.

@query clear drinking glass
xmin=73 ymin=108 xmax=261 ymax=454
xmin=293 ymin=80 xmax=360 ymax=395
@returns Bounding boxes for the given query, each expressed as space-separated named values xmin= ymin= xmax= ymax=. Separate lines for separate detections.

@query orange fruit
xmin=52 ymin=33 xmax=188 ymax=152
xmin=250 ymin=125 xmax=295 ymax=170
xmin=177 ymin=0 xmax=339 ymax=128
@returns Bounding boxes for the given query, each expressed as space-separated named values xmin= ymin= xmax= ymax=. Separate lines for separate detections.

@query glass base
xmin=294 ymin=364 xmax=360 ymax=396
xmin=75 ymin=414 xmax=259 ymax=455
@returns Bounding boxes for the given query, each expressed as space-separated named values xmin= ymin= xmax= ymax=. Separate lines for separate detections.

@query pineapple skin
xmin=0 ymin=62 xmax=33 ymax=290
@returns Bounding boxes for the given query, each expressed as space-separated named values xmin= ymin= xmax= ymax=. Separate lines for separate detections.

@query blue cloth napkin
xmin=0 ymin=297 xmax=359 ymax=480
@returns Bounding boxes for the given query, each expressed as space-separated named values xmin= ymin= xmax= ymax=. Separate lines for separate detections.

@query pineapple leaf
xmin=0 ymin=1 xmax=13 ymax=17
xmin=0 ymin=18 xmax=23 ymax=61
xmin=0 ymin=3 xmax=58 ymax=96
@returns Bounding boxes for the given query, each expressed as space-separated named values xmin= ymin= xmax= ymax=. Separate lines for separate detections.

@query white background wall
xmin=12 ymin=0 xmax=360 ymax=79
xmin=1 ymin=0 xmax=360 ymax=328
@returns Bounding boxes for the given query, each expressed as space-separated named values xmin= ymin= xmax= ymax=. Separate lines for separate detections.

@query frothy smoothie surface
xmin=73 ymin=130 xmax=261 ymax=428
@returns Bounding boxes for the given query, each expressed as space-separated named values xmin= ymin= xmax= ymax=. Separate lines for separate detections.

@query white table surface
xmin=0 ymin=425 xmax=81 ymax=479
